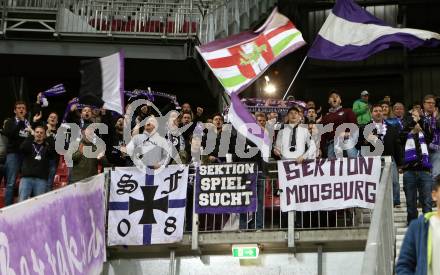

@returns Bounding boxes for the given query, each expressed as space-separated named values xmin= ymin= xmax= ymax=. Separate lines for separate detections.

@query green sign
xmin=232 ymin=245 xmax=259 ymax=258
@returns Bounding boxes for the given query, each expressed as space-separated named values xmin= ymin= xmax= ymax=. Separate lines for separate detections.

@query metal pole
xmin=287 ymin=211 xmax=295 ymax=253
xmin=317 ymin=245 xmax=323 ymax=275
xmin=19 ymin=76 xmax=24 ymax=100
xmin=169 ymin=249 xmax=176 ymax=275
xmin=282 ymin=56 xmax=308 ymax=100
xmin=191 ymin=177 xmax=199 ymax=251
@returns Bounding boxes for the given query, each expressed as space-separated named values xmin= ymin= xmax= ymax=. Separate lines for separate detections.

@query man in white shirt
xmin=124 ymin=116 xmax=170 ymax=170
xmin=273 ymin=106 xmax=316 ymax=162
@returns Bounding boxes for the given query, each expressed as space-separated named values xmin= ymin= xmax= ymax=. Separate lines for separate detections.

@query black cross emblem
xmin=129 ymin=185 xmax=168 ymax=224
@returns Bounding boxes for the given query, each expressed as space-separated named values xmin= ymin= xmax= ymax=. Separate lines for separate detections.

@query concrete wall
xmin=104 ymin=252 xmax=364 ymax=275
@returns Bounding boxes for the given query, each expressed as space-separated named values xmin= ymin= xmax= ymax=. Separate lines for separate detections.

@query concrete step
xmin=396 ymin=234 xmax=405 ymax=242
xmin=396 ymin=227 xmax=408 ymax=235
xmin=393 ymin=209 xmax=407 ymax=215
xmin=394 ymin=222 xmax=407 ymax=229
xmin=394 ymin=215 xmax=407 ymax=223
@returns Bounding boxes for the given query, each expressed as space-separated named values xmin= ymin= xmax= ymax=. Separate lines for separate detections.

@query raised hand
xmin=33 ymin=112 xmax=42 ymax=123
xmin=196 ymin=107 xmax=204 ymax=116
xmin=36 ymin=92 xmax=43 ymax=104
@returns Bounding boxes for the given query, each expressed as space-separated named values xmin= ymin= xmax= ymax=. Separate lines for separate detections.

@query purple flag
xmin=308 ymin=0 xmax=440 ymax=61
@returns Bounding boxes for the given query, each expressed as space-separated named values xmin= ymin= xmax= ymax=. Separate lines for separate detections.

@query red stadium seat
xmin=89 ymin=18 xmax=108 ymax=31
xmin=144 ymin=17 xmax=163 ymax=33
xmin=264 ymin=178 xmax=280 ymax=208
xmin=182 ymin=21 xmax=198 ymax=33
xmin=125 ymin=20 xmax=136 ymax=32
xmin=53 ymin=156 xmax=68 ymax=189
xmin=166 ymin=19 xmax=175 ymax=33
xmin=111 ymin=19 xmax=127 ymax=32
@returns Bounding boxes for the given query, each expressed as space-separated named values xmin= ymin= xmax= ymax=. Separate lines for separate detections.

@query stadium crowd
xmin=0 ymin=89 xmax=439 ymax=228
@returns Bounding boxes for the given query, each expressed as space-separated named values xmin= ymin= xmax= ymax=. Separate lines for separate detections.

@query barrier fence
xmin=361 ymin=157 xmax=394 ymax=275
xmin=58 ymin=0 xmax=203 ymax=36
xmin=103 ymin=157 xmax=392 ymax=254
xmin=193 ymin=175 xmax=373 ymax=233
xmin=0 ymin=0 xmax=276 ymax=43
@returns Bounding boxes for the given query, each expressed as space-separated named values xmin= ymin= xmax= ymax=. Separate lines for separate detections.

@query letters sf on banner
xmin=108 ymin=165 xmax=189 ymax=245
xmin=195 ymin=162 xmax=258 ymax=214
xmin=278 ymin=157 xmax=381 ymax=212
xmin=0 ymin=174 xmax=106 ymax=275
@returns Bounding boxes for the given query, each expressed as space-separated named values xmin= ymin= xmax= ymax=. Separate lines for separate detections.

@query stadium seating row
xmin=88 ymin=18 xmax=198 ymax=33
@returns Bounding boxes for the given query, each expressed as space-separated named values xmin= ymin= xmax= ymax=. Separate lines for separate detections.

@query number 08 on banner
xmin=107 ymin=165 xmax=189 ymax=245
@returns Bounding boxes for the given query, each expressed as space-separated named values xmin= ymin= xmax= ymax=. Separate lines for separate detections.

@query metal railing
xmin=0 ymin=0 xmax=276 ymax=42
xmin=104 ymin=158 xmax=392 ymax=253
xmin=57 ymin=0 xmax=203 ymax=37
xmin=198 ymin=0 xmax=277 ymax=44
xmin=195 ymin=176 xmax=373 ymax=233
xmin=6 ymin=0 xmax=58 ymax=9
xmin=100 ymin=157 xmax=393 ymax=260
xmin=361 ymin=156 xmax=395 ymax=275
xmin=0 ymin=1 xmax=4 ymax=34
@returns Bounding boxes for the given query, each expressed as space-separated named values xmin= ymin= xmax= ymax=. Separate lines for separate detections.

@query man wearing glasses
xmin=422 ymin=95 xmax=440 ymax=180
xmin=401 ymin=95 xmax=438 ymax=224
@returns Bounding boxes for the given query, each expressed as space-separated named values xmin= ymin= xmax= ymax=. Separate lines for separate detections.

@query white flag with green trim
xmin=196 ymin=8 xmax=306 ymax=95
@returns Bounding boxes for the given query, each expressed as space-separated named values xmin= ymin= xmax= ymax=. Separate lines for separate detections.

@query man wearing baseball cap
xmin=353 ymin=90 xmax=372 ymax=126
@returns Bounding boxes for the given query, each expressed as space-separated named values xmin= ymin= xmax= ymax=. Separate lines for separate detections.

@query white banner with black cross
xmin=107 ymin=165 xmax=189 ymax=245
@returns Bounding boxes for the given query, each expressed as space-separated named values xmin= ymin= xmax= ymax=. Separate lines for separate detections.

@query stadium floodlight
xmin=264 ymin=83 xmax=276 ymax=94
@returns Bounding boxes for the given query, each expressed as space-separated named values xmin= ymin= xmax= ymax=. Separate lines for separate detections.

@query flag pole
xmin=282 ymin=56 xmax=308 ymax=100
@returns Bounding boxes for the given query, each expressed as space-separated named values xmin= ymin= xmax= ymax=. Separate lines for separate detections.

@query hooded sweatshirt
xmin=353 ymin=98 xmax=371 ymax=125
xmin=126 ymin=131 xmax=170 ymax=167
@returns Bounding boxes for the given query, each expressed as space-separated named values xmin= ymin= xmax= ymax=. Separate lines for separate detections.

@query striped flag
xmin=79 ymin=51 xmax=125 ymax=115
xmin=308 ymin=0 xmax=440 ymax=61
xmin=197 ymin=8 xmax=306 ymax=94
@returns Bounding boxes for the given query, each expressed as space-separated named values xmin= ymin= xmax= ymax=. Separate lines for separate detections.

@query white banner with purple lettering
xmin=0 ymin=174 xmax=106 ymax=275
xmin=278 ymin=157 xmax=381 ymax=212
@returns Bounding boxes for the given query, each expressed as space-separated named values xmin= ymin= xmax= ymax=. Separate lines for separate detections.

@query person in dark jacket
xmin=239 ymin=112 xmax=267 ymax=230
xmin=396 ymin=178 xmax=440 ymax=275
xmin=401 ymin=108 xmax=434 ymax=224
xmin=320 ymin=91 xmax=358 ymax=158
xmin=45 ymin=112 xmax=60 ymax=192
xmin=33 ymin=110 xmax=60 ymax=192
xmin=70 ymin=127 xmax=105 ymax=183
xmin=358 ymin=104 xmax=403 ymax=207
xmin=18 ymin=125 xmax=55 ymax=201
xmin=201 ymin=113 xmax=235 ymax=164
xmin=65 ymin=103 xmax=93 ymax=130
xmin=3 ymin=101 xmax=32 ymax=205
xmin=103 ymin=114 xmax=131 ymax=167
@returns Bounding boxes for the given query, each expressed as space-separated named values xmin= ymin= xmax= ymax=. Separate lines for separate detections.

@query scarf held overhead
xmin=404 ymin=132 xmax=432 ymax=169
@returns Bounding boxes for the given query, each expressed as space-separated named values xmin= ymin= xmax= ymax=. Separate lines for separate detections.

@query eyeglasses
xmin=424 ymin=101 xmax=436 ymax=105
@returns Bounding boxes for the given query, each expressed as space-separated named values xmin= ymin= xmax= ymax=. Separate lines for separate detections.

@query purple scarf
xmin=405 ymin=132 xmax=432 ymax=169
xmin=125 ymin=89 xmax=179 ymax=108
xmin=42 ymin=84 xmax=66 ymax=97
xmin=61 ymin=98 xmax=99 ymax=123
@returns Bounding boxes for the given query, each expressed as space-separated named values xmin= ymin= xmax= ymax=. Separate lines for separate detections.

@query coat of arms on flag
xmin=108 ymin=165 xmax=189 ymax=245
xmin=197 ymin=7 xmax=306 ymax=95
xmin=196 ymin=8 xmax=305 ymax=161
